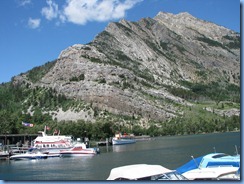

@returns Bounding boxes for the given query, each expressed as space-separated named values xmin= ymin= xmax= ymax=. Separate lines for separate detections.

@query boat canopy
xmin=107 ymin=164 xmax=172 ymax=180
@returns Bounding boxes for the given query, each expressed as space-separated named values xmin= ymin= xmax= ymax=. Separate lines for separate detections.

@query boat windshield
xmin=155 ymin=172 xmax=188 ymax=180
xmin=212 ymin=153 xmax=229 ymax=158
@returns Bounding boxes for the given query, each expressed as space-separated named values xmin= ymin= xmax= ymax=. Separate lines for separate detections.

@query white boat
xmin=0 ymin=151 xmax=9 ymax=160
xmin=176 ymin=152 xmax=240 ymax=174
xmin=9 ymin=150 xmax=48 ymax=160
xmin=176 ymin=152 xmax=240 ymax=180
xmin=112 ymin=133 xmax=136 ymax=145
xmin=30 ymin=128 xmax=74 ymax=157
xmin=182 ymin=166 xmax=240 ymax=180
xmin=59 ymin=143 xmax=99 ymax=157
xmin=107 ymin=164 xmax=187 ymax=180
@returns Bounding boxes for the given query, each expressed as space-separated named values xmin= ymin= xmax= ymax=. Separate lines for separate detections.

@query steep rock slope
xmin=16 ymin=12 xmax=240 ymax=122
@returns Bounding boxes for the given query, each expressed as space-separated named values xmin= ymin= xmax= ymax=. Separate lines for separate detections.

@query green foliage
xmin=174 ymin=44 xmax=186 ymax=54
xmin=122 ymin=81 xmax=134 ymax=89
xmin=90 ymin=57 xmax=102 ymax=63
xmin=155 ymin=111 xmax=240 ymax=136
xmin=70 ymin=74 xmax=85 ymax=82
xmin=196 ymin=36 xmax=224 ymax=48
xmin=195 ymin=70 xmax=207 ymax=79
xmin=27 ymin=60 xmax=57 ymax=83
xmin=223 ymin=35 xmax=240 ymax=49
xmin=160 ymin=41 xmax=169 ymax=50
xmin=97 ymin=78 xmax=106 ymax=84
xmin=114 ymin=22 xmax=133 ymax=36
xmin=175 ymin=81 xmax=240 ymax=103
xmin=226 ymin=41 xmax=240 ymax=49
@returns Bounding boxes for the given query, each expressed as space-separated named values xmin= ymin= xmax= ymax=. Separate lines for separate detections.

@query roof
xmin=107 ymin=164 xmax=172 ymax=180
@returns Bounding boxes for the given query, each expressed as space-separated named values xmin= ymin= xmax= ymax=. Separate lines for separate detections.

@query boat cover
xmin=176 ymin=156 xmax=203 ymax=174
xmin=107 ymin=164 xmax=171 ymax=180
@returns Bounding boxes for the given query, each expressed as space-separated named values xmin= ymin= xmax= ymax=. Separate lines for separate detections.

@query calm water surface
xmin=0 ymin=132 xmax=240 ymax=181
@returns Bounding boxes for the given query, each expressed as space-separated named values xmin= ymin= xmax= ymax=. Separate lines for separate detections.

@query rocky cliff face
xmin=15 ymin=12 xmax=240 ymax=123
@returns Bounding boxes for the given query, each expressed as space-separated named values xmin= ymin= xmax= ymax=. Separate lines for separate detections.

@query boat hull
xmin=112 ymin=139 xmax=136 ymax=145
xmin=10 ymin=154 xmax=48 ymax=160
xmin=0 ymin=153 xmax=9 ymax=160
xmin=60 ymin=150 xmax=97 ymax=157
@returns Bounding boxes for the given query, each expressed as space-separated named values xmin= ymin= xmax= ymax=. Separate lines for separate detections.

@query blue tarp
xmin=176 ymin=156 xmax=203 ymax=174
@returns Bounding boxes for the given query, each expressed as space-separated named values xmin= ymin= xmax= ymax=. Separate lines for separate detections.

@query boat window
xmin=212 ymin=153 xmax=228 ymax=158
xmin=37 ymin=133 xmax=43 ymax=137
xmin=137 ymin=176 xmax=153 ymax=180
xmin=114 ymin=178 xmax=131 ymax=180
xmin=157 ymin=172 xmax=187 ymax=180
xmin=156 ymin=174 xmax=170 ymax=180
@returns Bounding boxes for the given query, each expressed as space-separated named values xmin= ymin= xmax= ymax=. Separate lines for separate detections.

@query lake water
xmin=0 ymin=132 xmax=240 ymax=181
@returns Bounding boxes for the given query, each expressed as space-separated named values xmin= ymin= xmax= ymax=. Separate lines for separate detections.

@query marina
xmin=0 ymin=132 xmax=240 ymax=181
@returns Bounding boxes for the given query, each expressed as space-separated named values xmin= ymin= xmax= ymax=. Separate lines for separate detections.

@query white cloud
xmin=28 ymin=18 xmax=41 ymax=29
xmin=40 ymin=0 xmax=142 ymax=25
xmin=41 ymin=0 xmax=59 ymax=20
xmin=62 ymin=0 xmax=142 ymax=25
xmin=19 ymin=0 xmax=31 ymax=6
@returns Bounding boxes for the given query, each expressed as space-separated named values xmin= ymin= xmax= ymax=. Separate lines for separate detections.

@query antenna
xmin=213 ymin=147 xmax=216 ymax=153
xmin=235 ymin=145 xmax=239 ymax=155
xmin=191 ymin=156 xmax=200 ymax=169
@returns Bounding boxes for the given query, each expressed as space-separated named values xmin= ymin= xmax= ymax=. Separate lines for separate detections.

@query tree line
xmin=0 ymin=80 xmax=240 ymax=141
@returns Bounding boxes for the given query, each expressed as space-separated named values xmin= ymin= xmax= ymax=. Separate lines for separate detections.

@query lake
xmin=0 ymin=132 xmax=240 ymax=181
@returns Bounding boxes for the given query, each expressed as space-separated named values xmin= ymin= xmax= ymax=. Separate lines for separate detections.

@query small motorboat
xmin=112 ymin=133 xmax=136 ymax=145
xmin=107 ymin=164 xmax=188 ymax=180
xmin=0 ymin=151 xmax=10 ymax=160
xmin=176 ymin=152 xmax=240 ymax=174
xmin=59 ymin=143 xmax=99 ymax=157
xmin=10 ymin=150 xmax=48 ymax=160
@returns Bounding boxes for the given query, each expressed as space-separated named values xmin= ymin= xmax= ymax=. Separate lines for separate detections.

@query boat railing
xmin=207 ymin=165 xmax=236 ymax=168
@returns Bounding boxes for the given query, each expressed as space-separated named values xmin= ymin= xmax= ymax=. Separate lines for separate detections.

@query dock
xmin=96 ymin=138 xmax=110 ymax=146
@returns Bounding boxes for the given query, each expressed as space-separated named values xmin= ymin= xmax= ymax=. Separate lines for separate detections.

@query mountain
xmin=5 ymin=12 xmax=240 ymax=132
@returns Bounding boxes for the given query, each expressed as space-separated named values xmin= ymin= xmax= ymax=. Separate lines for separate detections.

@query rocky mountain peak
xmin=13 ymin=11 xmax=240 ymax=123
xmin=154 ymin=11 xmax=233 ymax=41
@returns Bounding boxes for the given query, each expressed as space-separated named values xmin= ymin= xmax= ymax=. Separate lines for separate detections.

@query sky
xmin=0 ymin=0 xmax=241 ymax=84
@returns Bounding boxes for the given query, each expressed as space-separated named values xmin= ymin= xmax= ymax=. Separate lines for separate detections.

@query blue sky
xmin=0 ymin=0 xmax=241 ymax=83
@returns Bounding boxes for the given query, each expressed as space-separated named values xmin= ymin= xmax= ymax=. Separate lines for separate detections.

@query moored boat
xmin=0 ymin=151 xmax=9 ymax=160
xmin=9 ymin=150 xmax=48 ymax=161
xmin=176 ymin=152 xmax=240 ymax=174
xmin=59 ymin=143 xmax=99 ymax=157
xmin=107 ymin=164 xmax=188 ymax=180
xmin=112 ymin=133 xmax=136 ymax=145
xmin=30 ymin=127 xmax=74 ymax=157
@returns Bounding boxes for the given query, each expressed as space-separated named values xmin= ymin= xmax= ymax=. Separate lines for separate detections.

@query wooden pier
xmin=0 ymin=134 xmax=38 ymax=146
xmin=96 ymin=138 xmax=111 ymax=146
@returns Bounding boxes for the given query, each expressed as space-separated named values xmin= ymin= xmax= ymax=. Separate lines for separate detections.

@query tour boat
xmin=9 ymin=150 xmax=48 ymax=160
xmin=112 ymin=133 xmax=136 ymax=145
xmin=107 ymin=164 xmax=188 ymax=180
xmin=30 ymin=128 xmax=74 ymax=157
xmin=59 ymin=143 xmax=99 ymax=157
